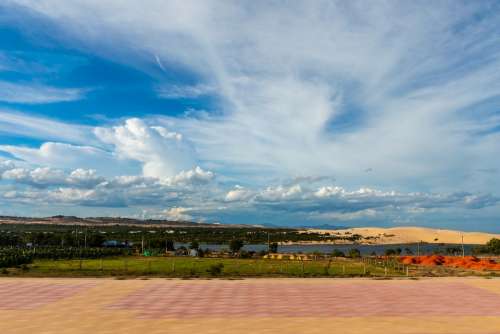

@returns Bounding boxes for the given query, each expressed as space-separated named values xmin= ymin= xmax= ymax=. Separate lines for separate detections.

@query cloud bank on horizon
xmin=0 ymin=1 xmax=499 ymax=231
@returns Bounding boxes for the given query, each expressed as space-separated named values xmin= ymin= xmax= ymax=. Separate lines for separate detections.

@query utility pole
xmin=461 ymin=234 xmax=465 ymax=258
xmin=141 ymin=235 xmax=144 ymax=254
xmin=76 ymin=227 xmax=79 ymax=248
xmin=84 ymin=228 xmax=87 ymax=249
xmin=267 ymin=232 xmax=270 ymax=254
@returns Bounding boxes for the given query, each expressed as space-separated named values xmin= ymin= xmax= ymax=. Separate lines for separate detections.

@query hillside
xmin=0 ymin=216 xmax=254 ymax=228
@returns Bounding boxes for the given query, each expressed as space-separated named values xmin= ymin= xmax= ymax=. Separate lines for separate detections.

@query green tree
xmin=229 ymin=239 xmax=244 ymax=254
xmin=166 ymin=240 xmax=175 ymax=251
xmin=385 ymin=249 xmax=396 ymax=256
xmin=331 ymin=249 xmax=345 ymax=257
xmin=483 ymin=238 xmax=500 ymax=255
xmin=348 ymin=248 xmax=361 ymax=258
xmin=269 ymin=242 xmax=278 ymax=253
xmin=189 ymin=241 xmax=199 ymax=250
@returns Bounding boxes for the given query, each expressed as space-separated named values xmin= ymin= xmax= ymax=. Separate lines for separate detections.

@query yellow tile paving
xmin=0 ymin=277 xmax=499 ymax=334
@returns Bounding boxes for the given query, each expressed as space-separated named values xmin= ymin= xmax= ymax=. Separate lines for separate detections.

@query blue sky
xmin=0 ymin=1 xmax=500 ymax=231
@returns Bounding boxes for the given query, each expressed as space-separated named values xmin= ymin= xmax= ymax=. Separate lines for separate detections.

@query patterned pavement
xmin=1 ymin=277 xmax=500 ymax=333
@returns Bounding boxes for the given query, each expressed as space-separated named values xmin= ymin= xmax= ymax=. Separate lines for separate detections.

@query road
xmin=1 ymin=277 xmax=500 ymax=333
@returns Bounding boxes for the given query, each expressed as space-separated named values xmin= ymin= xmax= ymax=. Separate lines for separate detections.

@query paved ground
xmin=1 ymin=277 xmax=500 ymax=333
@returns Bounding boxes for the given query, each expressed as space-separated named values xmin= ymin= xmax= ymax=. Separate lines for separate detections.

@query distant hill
xmin=0 ymin=215 xmax=258 ymax=229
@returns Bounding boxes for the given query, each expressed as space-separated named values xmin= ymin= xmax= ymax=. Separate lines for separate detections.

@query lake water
xmin=175 ymin=243 xmax=477 ymax=256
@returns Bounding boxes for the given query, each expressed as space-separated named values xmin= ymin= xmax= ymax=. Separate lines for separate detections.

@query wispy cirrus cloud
xmin=0 ymin=81 xmax=86 ymax=104
xmin=0 ymin=110 xmax=94 ymax=144
xmin=156 ymin=83 xmax=215 ymax=99
xmin=6 ymin=1 xmax=500 ymax=188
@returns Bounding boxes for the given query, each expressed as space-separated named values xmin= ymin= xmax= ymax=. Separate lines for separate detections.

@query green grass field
xmin=5 ymin=256 xmax=406 ymax=278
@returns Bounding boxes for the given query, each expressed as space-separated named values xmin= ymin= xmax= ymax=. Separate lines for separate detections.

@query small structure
xmin=189 ymin=249 xmax=199 ymax=257
xmin=263 ymin=253 xmax=311 ymax=261
xmin=175 ymin=248 xmax=189 ymax=256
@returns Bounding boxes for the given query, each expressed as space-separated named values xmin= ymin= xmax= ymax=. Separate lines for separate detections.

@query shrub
xmin=385 ymin=249 xmax=397 ymax=256
xmin=331 ymin=249 xmax=345 ymax=257
xmin=229 ymin=239 xmax=244 ymax=254
xmin=348 ymin=248 xmax=361 ymax=258
xmin=207 ymin=263 xmax=224 ymax=276
xmin=475 ymin=238 xmax=500 ymax=255
xmin=269 ymin=242 xmax=278 ymax=253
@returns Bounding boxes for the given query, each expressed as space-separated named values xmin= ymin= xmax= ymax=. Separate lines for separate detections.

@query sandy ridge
xmin=303 ymin=226 xmax=500 ymax=245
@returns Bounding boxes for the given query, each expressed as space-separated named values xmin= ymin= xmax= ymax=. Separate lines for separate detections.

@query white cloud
xmin=0 ymin=159 xmax=16 ymax=173
xmin=95 ymin=118 xmax=195 ymax=178
xmin=0 ymin=142 xmax=132 ymax=177
xmin=164 ymin=166 xmax=214 ymax=186
xmin=2 ymin=167 xmax=65 ymax=186
xmin=0 ymin=81 xmax=85 ymax=104
xmin=161 ymin=207 xmax=193 ymax=221
xmin=66 ymin=169 xmax=105 ymax=187
xmin=229 ymin=182 xmax=500 ymax=218
xmin=0 ymin=163 xmax=216 ymax=211
xmin=314 ymin=186 xmax=345 ymax=198
xmin=225 ymin=185 xmax=254 ymax=202
xmin=257 ymin=184 xmax=303 ymax=201
xmin=1 ymin=165 xmax=104 ymax=188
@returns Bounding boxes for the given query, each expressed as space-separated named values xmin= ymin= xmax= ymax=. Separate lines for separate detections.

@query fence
xmin=24 ymin=256 xmax=411 ymax=277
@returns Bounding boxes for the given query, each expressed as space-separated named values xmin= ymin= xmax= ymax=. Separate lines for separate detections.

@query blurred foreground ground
xmin=1 ymin=277 xmax=500 ymax=334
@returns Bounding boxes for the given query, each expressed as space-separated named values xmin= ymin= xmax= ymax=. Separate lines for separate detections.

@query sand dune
xmin=306 ymin=226 xmax=500 ymax=245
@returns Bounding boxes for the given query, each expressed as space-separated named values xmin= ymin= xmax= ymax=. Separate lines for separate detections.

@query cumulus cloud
xmin=257 ymin=185 xmax=303 ymax=202
xmin=0 ymin=141 xmax=132 ymax=177
xmin=163 ymin=166 xmax=214 ymax=186
xmin=225 ymin=185 xmax=254 ymax=202
xmin=95 ymin=118 xmax=194 ymax=178
xmin=0 ymin=159 xmax=16 ymax=173
xmin=230 ymin=183 xmax=500 ymax=219
xmin=66 ymin=169 xmax=105 ymax=187
xmin=2 ymin=167 xmax=65 ymax=187
xmin=1 ymin=166 xmax=104 ymax=188
xmin=0 ymin=163 xmax=216 ymax=210
xmin=161 ymin=207 xmax=193 ymax=221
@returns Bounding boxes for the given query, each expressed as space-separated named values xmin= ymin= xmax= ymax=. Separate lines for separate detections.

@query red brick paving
xmin=106 ymin=280 xmax=500 ymax=318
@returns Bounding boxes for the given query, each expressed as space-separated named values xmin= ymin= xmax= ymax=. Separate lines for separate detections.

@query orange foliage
xmin=399 ymin=255 xmax=500 ymax=270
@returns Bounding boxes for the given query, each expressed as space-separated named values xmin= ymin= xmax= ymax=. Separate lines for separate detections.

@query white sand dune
xmin=305 ymin=226 xmax=500 ymax=245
